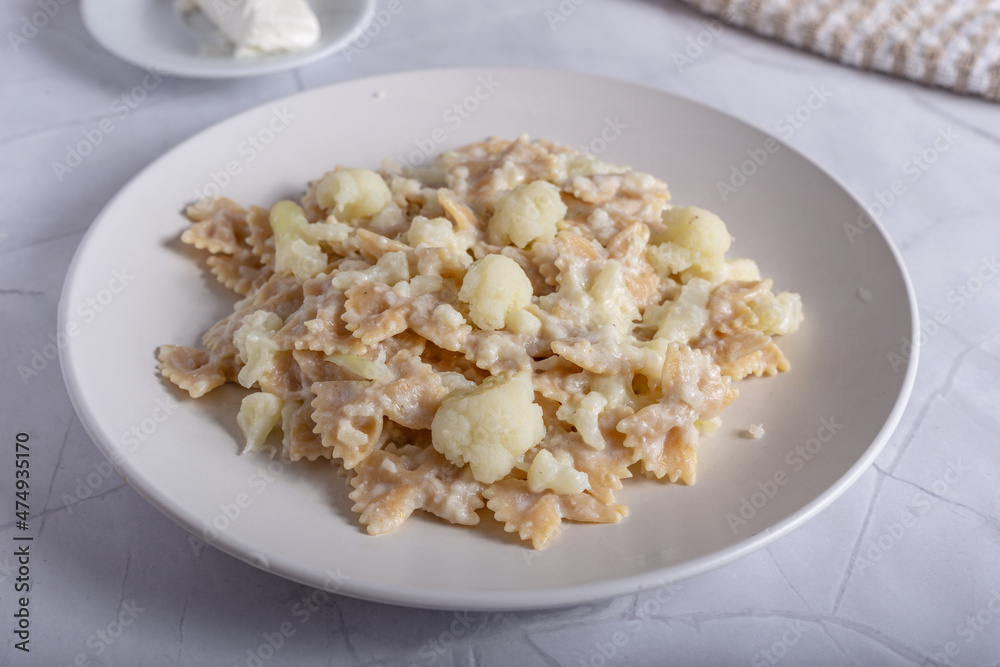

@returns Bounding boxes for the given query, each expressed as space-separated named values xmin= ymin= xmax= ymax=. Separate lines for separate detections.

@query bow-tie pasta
xmin=158 ymin=136 xmax=803 ymax=549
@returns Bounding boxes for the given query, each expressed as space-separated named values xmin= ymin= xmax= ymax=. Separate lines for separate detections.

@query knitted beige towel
xmin=681 ymin=0 xmax=1000 ymax=101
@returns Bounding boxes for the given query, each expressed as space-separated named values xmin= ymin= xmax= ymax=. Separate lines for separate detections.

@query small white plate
xmin=60 ymin=68 xmax=917 ymax=610
xmin=81 ymin=0 xmax=376 ymax=78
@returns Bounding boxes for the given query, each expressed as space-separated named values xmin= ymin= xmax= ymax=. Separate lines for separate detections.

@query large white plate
xmin=81 ymin=0 xmax=376 ymax=78
xmin=60 ymin=68 xmax=917 ymax=611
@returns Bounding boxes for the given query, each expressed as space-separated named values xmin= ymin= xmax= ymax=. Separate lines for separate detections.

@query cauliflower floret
xmin=270 ymin=200 xmax=349 ymax=281
xmin=752 ymin=291 xmax=804 ymax=336
xmin=472 ymin=334 xmax=532 ymax=372
xmin=433 ymin=303 xmax=468 ymax=329
xmin=555 ymin=391 xmax=608 ymax=450
xmin=325 ymin=353 xmax=393 ymax=383
xmin=588 ymin=259 xmax=639 ymax=339
xmin=590 ymin=375 xmax=632 ymax=410
xmin=695 ymin=416 xmax=722 ymax=433
xmin=236 ymin=392 xmax=284 ymax=453
xmin=431 ymin=372 xmax=545 ymax=483
xmin=406 ymin=215 xmax=473 ymax=265
xmin=715 ymin=258 xmax=761 ymax=283
xmin=368 ymin=201 xmax=407 ymax=236
xmin=489 ymin=181 xmax=567 ymax=248
xmin=650 ymin=206 xmax=732 ymax=279
xmin=330 ymin=251 xmax=409 ymax=290
xmin=649 ymin=277 xmax=713 ymax=343
xmin=505 ymin=308 xmax=542 ymax=336
xmin=233 ymin=310 xmax=283 ymax=388
xmin=646 ymin=242 xmax=691 ymax=277
xmin=527 ymin=449 xmax=592 ymax=495
xmin=458 ymin=255 xmax=533 ymax=331
xmin=748 ymin=423 xmax=765 ymax=439
xmin=393 ymin=274 xmax=445 ymax=300
xmin=316 ymin=168 xmax=391 ymax=220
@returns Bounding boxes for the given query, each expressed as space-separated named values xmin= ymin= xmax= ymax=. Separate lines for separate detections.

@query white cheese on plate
xmin=190 ymin=0 xmax=321 ymax=58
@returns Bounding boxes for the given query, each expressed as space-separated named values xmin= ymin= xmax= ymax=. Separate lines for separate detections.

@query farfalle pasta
xmin=159 ymin=136 xmax=803 ymax=549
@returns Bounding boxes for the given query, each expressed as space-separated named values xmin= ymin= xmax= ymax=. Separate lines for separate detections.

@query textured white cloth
xmin=682 ymin=0 xmax=1000 ymax=100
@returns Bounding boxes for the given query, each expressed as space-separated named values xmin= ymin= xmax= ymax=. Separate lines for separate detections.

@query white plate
xmin=81 ymin=0 xmax=376 ymax=78
xmin=60 ymin=68 xmax=917 ymax=610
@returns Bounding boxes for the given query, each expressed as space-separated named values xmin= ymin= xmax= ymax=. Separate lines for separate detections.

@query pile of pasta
xmin=159 ymin=136 xmax=802 ymax=549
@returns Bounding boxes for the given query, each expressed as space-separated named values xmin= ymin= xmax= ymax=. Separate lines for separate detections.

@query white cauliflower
xmin=527 ymin=449 xmax=591 ymax=495
xmin=555 ymin=392 xmax=608 ymax=450
xmin=458 ymin=254 xmax=533 ymax=331
xmin=316 ymin=168 xmax=391 ymax=220
xmin=505 ymin=308 xmax=542 ymax=336
xmin=233 ymin=310 xmax=283 ymax=388
xmin=588 ymin=259 xmax=639 ymax=339
xmin=649 ymin=277 xmax=713 ymax=343
xmin=325 ymin=352 xmax=393 ymax=383
xmin=270 ymin=200 xmax=349 ymax=281
xmin=330 ymin=251 xmax=409 ymax=290
xmin=236 ymin=392 xmax=283 ymax=453
xmin=489 ymin=180 xmax=567 ymax=248
xmin=695 ymin=416 xmax=722 ymax=433
xmin=406 ymin=215 xmax=473 ymax=264
xmin=713 ymin=258 xmax=761 ymax=283
xmin=431 ymin=372 xmax=545 ymax=483
xmin=650 ymin=206 xmax=732 ymax=278
xmin=433 ymin=303 xmax=468 ymax=329
xmin=752 ymin=291 xmax=804 ymax=336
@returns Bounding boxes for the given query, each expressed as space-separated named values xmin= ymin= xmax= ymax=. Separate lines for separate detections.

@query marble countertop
xmin=2 ymin=0 xmax=999 ymax=665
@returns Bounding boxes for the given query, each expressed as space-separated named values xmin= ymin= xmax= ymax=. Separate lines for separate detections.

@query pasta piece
xmin=157 ymin=345 xmax=236 ymax=398
xmin=312 ymin=352 xmax=450 ymax=468
xmin=282 ymin=400 xmax=330 ymax=461
xmin=617 ymin=343 xmax=735 ymax=484
xmin=349 ymin=443 xmax=484 ymax=534
xmin=722 ymin=342 xmax=791 ymax=380
xmin=484 ymin=479 xmax=627 ymax=550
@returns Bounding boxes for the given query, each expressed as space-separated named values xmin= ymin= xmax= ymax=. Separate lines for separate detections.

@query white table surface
xmin=2 ymin=1 xmax=999 ymax=665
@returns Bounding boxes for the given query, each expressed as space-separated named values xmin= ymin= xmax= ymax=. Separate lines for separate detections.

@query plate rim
xmin=80 ymin=0 xmax=378 ymax=79
xmin=58 ymin=66 xmax=920 ymax=610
